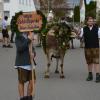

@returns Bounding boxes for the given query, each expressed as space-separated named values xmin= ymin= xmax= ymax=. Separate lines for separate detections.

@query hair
xmin=86 ymin=16 xmax=94 ymax=21
xmin=4 ymin=16 xmax=8 ymax=20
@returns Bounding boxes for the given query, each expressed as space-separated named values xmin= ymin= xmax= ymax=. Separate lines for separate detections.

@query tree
xmin=38 ymin=0 xmax=48 ymax=13
xmin=85 ymin=1 xmax=96 ymax=18
xmin=39 ymin=0 xmax=69 ymax=17
xmin=97 ymin=10 xmax=100 ymax=26
xmin=52 ymin=0 xmax=69 ymax=17
xmin=74 ymin=5 xmax=80 ymax=22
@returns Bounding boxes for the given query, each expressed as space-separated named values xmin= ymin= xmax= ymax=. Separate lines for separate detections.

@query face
xmin=87 ymin=18 xmax=94 ymax=27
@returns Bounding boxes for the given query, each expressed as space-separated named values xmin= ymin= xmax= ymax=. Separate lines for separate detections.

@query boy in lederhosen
xmin=80 ymin=16 xmax=100 ymax=83
xmin=15 ymin=32 xmax=36 ymax=100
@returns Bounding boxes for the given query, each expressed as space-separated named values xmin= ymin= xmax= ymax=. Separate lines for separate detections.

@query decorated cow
xmin=41 ymin=16 xmax=72 ymax=78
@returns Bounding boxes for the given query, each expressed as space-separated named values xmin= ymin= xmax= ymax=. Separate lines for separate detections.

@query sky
xmin=68 ymin=0 xmax=80 ymax=5
xmin=68 ymin=0 xmax=95 ymax=5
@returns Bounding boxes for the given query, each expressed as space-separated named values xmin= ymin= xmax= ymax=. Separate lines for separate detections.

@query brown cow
xmin=42 ymin=24 xmax=71 ymax=78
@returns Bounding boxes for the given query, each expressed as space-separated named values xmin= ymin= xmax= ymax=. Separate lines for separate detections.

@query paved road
xmin=0 ymin=40 xmax=100 ymax=100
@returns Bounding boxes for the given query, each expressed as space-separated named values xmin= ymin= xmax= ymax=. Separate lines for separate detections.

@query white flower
xmin=63 ymin=42 xmax=66 ymax=46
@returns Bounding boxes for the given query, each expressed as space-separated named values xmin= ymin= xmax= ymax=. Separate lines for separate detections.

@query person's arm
xmin=32 ymin=46 xmax=36 ymax=57
xmin=3 ymin=21 xmax=7 ymax=30
xmin=98 ymin=28 xmax=100 ymax=39
xmin=78 ymin=28 xmax=84 ymax=38
xmin=15 ymin=36 xmax=31 ymax=52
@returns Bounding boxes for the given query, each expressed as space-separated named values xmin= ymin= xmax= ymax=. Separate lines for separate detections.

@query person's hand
xmin=30 ymin=52 xmax=36 ymax=60
xmin=33 ymin=51 xmax=36 ymax=58
xmin=76 ymin=34 xmax=81 ymax=40
xmin=28 ymin=32 xmax=33 ymax=41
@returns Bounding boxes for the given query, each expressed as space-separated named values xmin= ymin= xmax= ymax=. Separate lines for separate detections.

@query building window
xmin=21 ymin=0 xmax=24 ymax=5
xmin=19 ymin=0 xmax=23 ymax=4
xmin=26 ymin=0 xmax=28 ymax=5
xmin=4 ymin=0 xmax=10 ymax=3
xmin=4 ymin=11 xmax=10 ymax=17
xmin=29 ymin=0 xmax=31 ymax=5
xmin=19 ymin=0 xmax=28 ymax=5
xmin=19 ymin=0 xmax=21 ymax=4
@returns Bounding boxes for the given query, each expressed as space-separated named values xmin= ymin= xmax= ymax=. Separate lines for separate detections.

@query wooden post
xmin=28 ymin=32 xmax=35 ymax=96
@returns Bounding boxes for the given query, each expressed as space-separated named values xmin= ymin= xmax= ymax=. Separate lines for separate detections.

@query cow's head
xmin=47 ymin=25 xmax=59 ymax=36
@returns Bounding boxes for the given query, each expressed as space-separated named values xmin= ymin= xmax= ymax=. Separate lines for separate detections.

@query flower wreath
xmin=10 ymin=10 xmax=47 ymax=36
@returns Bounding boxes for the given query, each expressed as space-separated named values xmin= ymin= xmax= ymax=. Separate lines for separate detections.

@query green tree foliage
xmin=74 ymin=5 xmax=80 ymax=22
xmin=97 ymin=10 xmax=100 ymax=26
xmin=85 ymin=1 xmax=96 ymax=18
xmin=39 ymin=0 xmax=68 ymax=17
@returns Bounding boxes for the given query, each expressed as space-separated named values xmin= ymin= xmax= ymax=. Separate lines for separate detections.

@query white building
xmin=3 ymin=0 xmax=36 ymax=23
xmin=80 ymin=0 xmax=85 ymax=23
xmin=34 ymin=0 xmax=40 ymax=10
xmin=96 ymin=0 xmax=100 ymax=11
xmin=96 ymin=0 xmax=100 ymax=20
xmin=0 ymin=0 xmax=4 ymax=19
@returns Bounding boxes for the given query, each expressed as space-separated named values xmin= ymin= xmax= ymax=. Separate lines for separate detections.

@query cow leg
xmin=44 ymin=53 xmax=51 ymax=78
xmin=44 ymin=63 xmax=50 ymax=78
xmin=55 ymin=58 xmax=59 ymax=74
xmin=60 ymin=56 xmax=65 ymax=79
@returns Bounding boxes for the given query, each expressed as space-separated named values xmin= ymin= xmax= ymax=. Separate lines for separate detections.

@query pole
xmin=28 ymin=32 xmax=35 ymax=96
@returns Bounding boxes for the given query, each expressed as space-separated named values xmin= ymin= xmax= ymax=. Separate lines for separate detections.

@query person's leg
xmin=3 ymin=34 xmax=9 ymax=47
xmin=94 ymin=64 xmax=100 ymax=74
xmin=93 ymin=48 xmax=100 ymax=82
xmin=3 ymin=30 xmax=9 ymax=46
xmin=86 ymin=64 xmax=93 ymax=81
xmin=7 ymin=37 xmax=11 ymax=45
xmin=17 ymin=68 xmax=26 ymax=99
xmin=94 ymin=64 xmax=100 ymax=82
xmin=5 ymin=30 xmax=13 ymax=48
xmin=27 ymin=80 xmax=35 ymax=100
xmin=27 ymin=80 xmax=34 ymax=96
xmin=18 ymin=82 xmax=24 ymax=98
xmin=85 ymin=48 xmax=93 ymax=81
xmin=2 ymin=30 xmax=4 ymax=44
xmin=80 ymin=38 xmax=84 ymax=48
xmin=2 ymin=37 xmax=6 ymax=47
xmin=10 ymin=32 xmax=14 ymax=43
xmin=7 ymin=36 xmax=13 ymax=48
xmin=27 ymin=71 xmax=36 ymax=96
xmin=2 ymin=31 xmax=6 ymax=47
xmin=2 ymin=37 xmax=8 ymax=47
xmin=27 ymin=70 xmax=36 ymax=100
xmin=5 ymin=37 xmax=8 ymax=46
xmin=2 ymin=35 xmax=4 ymax=44
xmin=87 ymin=64 xmax=93 ymax=72
xmin=7 ymin=34 xmax=10 ymax=45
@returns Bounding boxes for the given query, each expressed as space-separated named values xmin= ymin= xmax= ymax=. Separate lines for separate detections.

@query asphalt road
xmin=0 ymin=39 xmax=100 ymax=100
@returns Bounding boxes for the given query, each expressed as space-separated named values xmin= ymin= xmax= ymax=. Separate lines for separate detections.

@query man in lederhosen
xmin=80 ymin=16 xmax=100 ymax=83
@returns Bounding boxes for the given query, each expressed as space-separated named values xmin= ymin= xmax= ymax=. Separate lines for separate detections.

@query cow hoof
xmin=55 ymin=70 xmax=59 ymax=74
xmin=60 ymin=75 xmax=65 ymax=79
xmin=44 ymin=75 xmax=50 ymax=78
